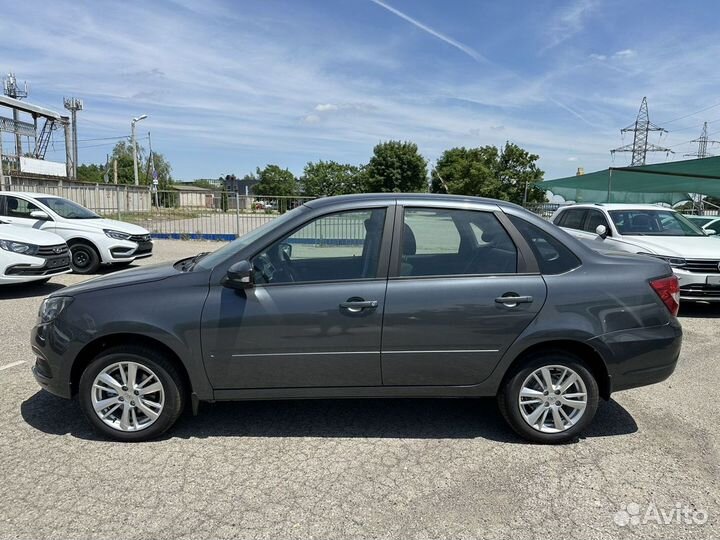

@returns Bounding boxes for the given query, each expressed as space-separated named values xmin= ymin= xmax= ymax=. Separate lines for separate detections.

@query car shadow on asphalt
xmin=0 ymin=282 xmax=65 ymax=299
xmin=678 ymin=302 xmax=720 ymax=319
xmin=20 ymin=391 xmax=637 ymax=444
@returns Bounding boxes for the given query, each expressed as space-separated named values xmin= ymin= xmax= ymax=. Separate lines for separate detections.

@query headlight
xmin=0 ymin=238 xmax=38 ymax=256
xmin=38 ymin=297 xmax=73 ymax=324
xmin=104 ymin=229 xmax=132 ymax=241
xmin=637 ymin=252 xmax=687 ymax=267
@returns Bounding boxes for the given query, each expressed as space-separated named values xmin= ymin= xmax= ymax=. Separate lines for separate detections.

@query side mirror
xmin=595 ymin=224 xmax=608 ymax=239
xmin=224 ymin=260 xmax=254 ymax=289
xmin=705 ymin=229 xmax=717 ymax=236
xmin=30 ymin=210 xmax=50 ymax=220
xmin=279 ymin=242 xmax=292 ymax=260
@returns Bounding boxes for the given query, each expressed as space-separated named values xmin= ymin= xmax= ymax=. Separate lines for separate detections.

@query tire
xmin=78 ymin=346 xmax=185 ymax=442
xmin=70 ymin=242 xmax=101 ymax=274
xmin=498 ymin=351 xmax=599 ymax=444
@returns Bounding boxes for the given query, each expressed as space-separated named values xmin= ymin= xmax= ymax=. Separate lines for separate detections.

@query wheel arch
xmin=501 ymin=339 xmax=611 ymax=400
xmin=70 ymin=333 xmax=193 ymax=398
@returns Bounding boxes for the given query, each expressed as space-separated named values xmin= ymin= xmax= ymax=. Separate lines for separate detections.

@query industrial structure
xmin=684 ymin=122 xmax=719 ymax=159
xmin=611 ymin=97 xmax=673 ymax=166
xmin=0 ymin=73 xmax=75 ymax=186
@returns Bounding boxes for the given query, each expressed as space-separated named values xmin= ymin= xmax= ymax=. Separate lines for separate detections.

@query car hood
xmin=55 ymin=262 xmax=179 ymax=296
xmin=55 ymin=217 xmax=149 ymax=235
xmin=621 ymin=235 xmax=720 ymax=258
xmin=0 ymin=222 xmax=66 ymax=245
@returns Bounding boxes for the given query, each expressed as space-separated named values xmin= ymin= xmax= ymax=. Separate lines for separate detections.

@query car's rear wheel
xmin=498 ymin=351 xmax=599 ymax=444
xmin=78 ymin=346 xmax=185 ymax=441
xmin=69 ymin=242 xmax=100 ymax=274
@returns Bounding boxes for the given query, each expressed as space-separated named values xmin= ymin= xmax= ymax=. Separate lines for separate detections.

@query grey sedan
xmin=31 ymin=194 xmax=682 ymax=443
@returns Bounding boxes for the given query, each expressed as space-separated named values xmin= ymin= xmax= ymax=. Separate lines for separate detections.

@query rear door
xmin=381 ymin=205 xmax=547 ymax=386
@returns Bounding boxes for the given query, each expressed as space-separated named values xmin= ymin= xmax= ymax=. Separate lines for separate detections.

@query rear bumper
xmin=590 ymin=321 xmax=682 ymax=394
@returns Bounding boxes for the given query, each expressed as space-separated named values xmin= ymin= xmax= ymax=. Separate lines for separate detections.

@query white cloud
xmin=315 ymin=103 xmax=339 ymax=112
xmin=589 ymin=53 xmax=607 ymax=61
xmin=613 ymin=49 xmax=636 ymax=59
xmin=302 ymin=114 xmax=322 ymax=125
xmin=543 ymin=0 xmax=599 ymax=52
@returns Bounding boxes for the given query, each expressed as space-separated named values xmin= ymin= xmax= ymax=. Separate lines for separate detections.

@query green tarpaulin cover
xmin=541 ymin=156 xmax=720 ymax=204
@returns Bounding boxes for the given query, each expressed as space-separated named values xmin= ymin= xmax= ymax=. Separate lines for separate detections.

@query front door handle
xmin=340 ymin=299 xmax=378 ymax=313
xmin=495 ymin=295 xmax=533 ymax=306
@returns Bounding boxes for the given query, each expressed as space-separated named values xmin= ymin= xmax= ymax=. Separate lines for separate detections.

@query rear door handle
xmin=495 ymin=295 xmax=533 ymax=305
xmin=340 ymin=300 xmax=378 ymax=312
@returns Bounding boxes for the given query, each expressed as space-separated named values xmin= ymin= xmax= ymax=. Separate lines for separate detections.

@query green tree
xmin=108 ymin=140 xmax=173 ymax=188
xmin=365 ymin=140 xmax=427 ymax=193
xmin=301 ymin=160 xmax=366 ymax=197
xmin=252 ymin=164 xmax=298 ymax=197
xmin=431 ymin=142 xmax=545 ymax=204
xmin=76 ymin=163 xmax=105 ymax=183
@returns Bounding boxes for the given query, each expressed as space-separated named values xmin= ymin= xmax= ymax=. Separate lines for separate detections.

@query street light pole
xmin=131 ymin=115 xmax=147 ymax=186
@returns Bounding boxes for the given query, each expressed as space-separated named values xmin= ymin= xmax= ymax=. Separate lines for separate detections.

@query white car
xmin=686 ymin=215 xmax=720 ymax=236
xmin=0 ymin=192 xmax=153 ymax=274
xmin=551 ymin=203 xmax=720 ymax=302
xmin=0 ymin=219 xmax=71 ymax=285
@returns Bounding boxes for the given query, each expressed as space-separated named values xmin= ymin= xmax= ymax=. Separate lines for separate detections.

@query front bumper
xmin=101 ymin=237 xmax=154 ymax=263
xmin=674 ymin=268 xmax=720 ymax=301
xmin=1 ymin=253 xmax=71 ymax=284
xmin=31 ymin=319 xmax=79 ymax=399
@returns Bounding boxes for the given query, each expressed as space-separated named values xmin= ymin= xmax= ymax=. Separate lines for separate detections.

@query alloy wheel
xmin=518 ymin=365 xmax=588 ymax=433
xmin=90 ymin=361 xmax=165 ymax=432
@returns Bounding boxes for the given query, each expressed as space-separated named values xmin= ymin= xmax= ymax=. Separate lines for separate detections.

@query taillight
xmin=650 ymin=275 xmax=680 ymax=316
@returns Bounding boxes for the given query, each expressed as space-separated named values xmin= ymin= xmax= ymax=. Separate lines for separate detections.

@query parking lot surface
xmin=0 ymin=240 xmax=718 ymax=539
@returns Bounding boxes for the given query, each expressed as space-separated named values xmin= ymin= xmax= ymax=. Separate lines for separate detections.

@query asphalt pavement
xmin=0 ymin=240 xmax=718 ymax=539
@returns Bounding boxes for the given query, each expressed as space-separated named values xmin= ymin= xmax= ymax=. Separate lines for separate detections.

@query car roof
xmin=304 ymin=193 xmax=522 ymax=210
xmin=0 ymin=191 xmax=61 ymax=199
xmin=557 ymin=203 xmax=674 ymax=212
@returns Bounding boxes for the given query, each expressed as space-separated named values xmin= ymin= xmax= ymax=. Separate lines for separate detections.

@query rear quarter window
xmin=509 ymin=215 xmax=581 ymax=275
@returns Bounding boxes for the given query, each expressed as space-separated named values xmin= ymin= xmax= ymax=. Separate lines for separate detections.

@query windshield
xmin=36 ymin=197 xmax=100 ymax=219
xmin=194 ymin=205 xmax=308 ymax=270
xmin=609 ymin=209 xmax=706 ymax=237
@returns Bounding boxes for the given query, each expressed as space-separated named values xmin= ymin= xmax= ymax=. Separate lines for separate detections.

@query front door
xmin=201 ymin=206 xmax=392 ymax=389
xmin=0 ymin=195 xmax=49 ymax=230
xmin=381 ymin=206 xmax=547 ymax=386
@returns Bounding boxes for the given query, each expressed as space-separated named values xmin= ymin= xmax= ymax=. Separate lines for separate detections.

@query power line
xmin=659 ymin=101 xmax=720 ymax=125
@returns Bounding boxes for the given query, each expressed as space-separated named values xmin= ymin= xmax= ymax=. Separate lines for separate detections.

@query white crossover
xmin=551 ymin=203 xmax=720 ymax=302
xmin=0 ymin=192 xmax=153 ymax=274
xmin=0 ymin=220 xmax=71 ymax=285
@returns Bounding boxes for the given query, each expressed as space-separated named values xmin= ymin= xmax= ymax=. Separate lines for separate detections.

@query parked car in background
xmin=685 ymin=215 xmax=720 ymax=236
xmin=32 ymin=194 xmax=681 ymax=444
xmin=1 ymin=219 xmax=71 ymax=285
xmin=552 ymin=203 xmax=720 ymax=302
xmin=0 ymin=192 xmax=153 ymax=274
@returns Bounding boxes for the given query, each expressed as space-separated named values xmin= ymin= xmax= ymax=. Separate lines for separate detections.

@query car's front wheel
xmin=69 ymin=242 xmax=101 ymax=274
xmin=498 ymin=351 xmax=599 ymax=444
xmin=78 ymin=346 xmax=185 ymax=441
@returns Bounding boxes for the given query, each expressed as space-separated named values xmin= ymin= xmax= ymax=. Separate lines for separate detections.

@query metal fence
xmin=2 ymin=183 xmax=314 ymax=240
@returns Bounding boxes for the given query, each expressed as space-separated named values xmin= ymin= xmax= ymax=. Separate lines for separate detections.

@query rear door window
xmin=560 ymin=209 xmax=587 ymax=231
xmin=509 ymin=216 xmax=581 ymax=275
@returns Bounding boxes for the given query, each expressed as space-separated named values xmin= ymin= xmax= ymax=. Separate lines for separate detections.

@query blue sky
xmin=2 ymin=0 xmax=720 ymax=182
